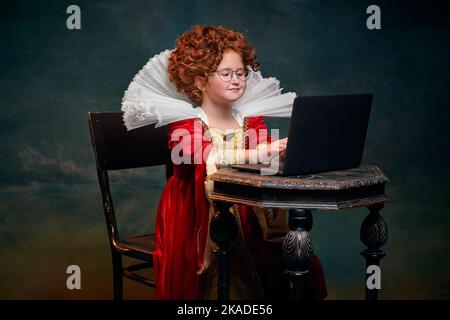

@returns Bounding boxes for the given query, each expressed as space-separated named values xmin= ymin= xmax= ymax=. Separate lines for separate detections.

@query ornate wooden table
xmin=208 ymin=164 xmax=389 ymax=300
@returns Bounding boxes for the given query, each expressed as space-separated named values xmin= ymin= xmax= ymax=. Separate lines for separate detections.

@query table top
xmin=210 ymin=164 xmax=389 ymax=191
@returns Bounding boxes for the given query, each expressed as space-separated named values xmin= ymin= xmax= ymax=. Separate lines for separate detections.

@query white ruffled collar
xmin=121 ymin=49 xmax=296 ymax=131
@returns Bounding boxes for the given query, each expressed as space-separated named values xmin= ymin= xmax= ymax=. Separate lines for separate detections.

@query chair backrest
xmin=88 ymin=112 xmax=172 ymax=172
xmin=88 ymin=111 xmax=173 ymax=244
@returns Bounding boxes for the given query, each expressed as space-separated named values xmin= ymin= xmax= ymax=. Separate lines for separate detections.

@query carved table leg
xmin=282 ymin=209 xmax=314 ymax=300
xmin=210 ymin=201 xmax=237 ymax=300
xmin=360 ymin=204 xmax=388 ymax=300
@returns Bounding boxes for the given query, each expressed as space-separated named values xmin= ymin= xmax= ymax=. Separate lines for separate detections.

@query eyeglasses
xmin=212 ymin=68 xmax=250 ymax=82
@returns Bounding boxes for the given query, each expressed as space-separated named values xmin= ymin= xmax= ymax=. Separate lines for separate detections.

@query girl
xmin=121 ymin=25 xmax=327 ymax=300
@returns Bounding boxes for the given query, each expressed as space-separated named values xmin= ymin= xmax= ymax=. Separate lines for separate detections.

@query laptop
xmin=231 ymin=93 xmax=373 ymax=176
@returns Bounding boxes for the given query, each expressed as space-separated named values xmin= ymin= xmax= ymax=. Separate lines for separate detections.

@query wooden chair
xmin=87 ymin=112 xmax=173 ymax=300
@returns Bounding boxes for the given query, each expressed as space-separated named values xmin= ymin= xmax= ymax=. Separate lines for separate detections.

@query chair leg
xmin=112 ymin=252 xmax=123 ymax=300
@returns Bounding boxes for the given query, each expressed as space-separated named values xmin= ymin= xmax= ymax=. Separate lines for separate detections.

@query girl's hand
xmin=269 ymin=137 xmax=288 ymax=154
xmin=279 ymin=149 xmax=286 ymax=161
xmin=257 ymin=138 xmax=288 ymax=164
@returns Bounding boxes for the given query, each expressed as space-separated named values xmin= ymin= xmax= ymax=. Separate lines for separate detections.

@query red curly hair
xmin=168 ymin=25 xmax=259 ymax=106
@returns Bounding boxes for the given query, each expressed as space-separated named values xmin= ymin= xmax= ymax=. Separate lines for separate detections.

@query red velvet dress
xmin=153 ymin=116 xmax=327 ymax=299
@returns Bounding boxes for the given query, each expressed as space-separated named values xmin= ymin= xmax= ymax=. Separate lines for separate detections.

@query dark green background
xmin=1 ymin=0 xmax=449 ymax=299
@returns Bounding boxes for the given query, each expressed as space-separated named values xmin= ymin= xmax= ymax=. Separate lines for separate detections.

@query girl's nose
xmin=230 ymin=73 xmax=240 ymax=84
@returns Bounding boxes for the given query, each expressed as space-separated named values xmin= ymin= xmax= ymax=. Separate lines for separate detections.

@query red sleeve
xmin=168 ymin=118 xmax=212 ymax=165
xmin=246 ymin=116 xmax=274 ymax=148
xmin=167 ymin=118 xmax=212 ymax=272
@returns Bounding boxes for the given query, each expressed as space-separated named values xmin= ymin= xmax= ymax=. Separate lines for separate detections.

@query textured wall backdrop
xmin=0 ymin=0 xmax=449 ymax=299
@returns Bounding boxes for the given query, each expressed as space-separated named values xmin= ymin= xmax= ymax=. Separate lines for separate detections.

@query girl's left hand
xmin=279 ymin=150 xmax=286 ymax=161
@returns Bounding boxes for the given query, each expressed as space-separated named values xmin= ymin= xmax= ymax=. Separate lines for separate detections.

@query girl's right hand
xmin=257 ymin=138 xmax=288 ymax=164
xmin=269 ymin=138 xmax=288 ymax=154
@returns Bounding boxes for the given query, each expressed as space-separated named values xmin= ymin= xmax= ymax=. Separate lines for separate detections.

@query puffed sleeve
xmin=168 ymin=118 xmax=212 ymax=165
xmin=245 ymin=116 xmax=273 ymax=149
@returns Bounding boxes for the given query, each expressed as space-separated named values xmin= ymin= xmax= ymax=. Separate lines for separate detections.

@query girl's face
xmin=202 ymin=50 xmax=247 ymax=107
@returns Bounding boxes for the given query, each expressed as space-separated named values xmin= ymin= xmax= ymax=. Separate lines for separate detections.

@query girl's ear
xmin=195 ymin=76 xmax=206 ymax=92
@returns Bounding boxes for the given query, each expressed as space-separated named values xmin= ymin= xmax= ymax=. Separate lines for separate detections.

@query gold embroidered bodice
xmin=206 ymin=126 xmax=245 ymax=177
